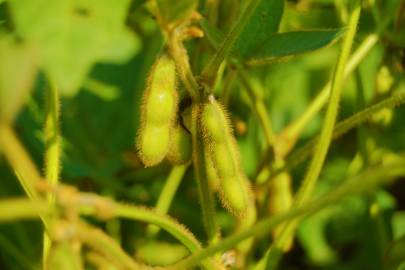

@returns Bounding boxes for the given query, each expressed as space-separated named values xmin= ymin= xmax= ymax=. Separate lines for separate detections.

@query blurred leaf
xmin=156 ymin=0 xmax=196 ymax=25
xmin=236 ymin=0 xmax=284 ymax=57
xmin=0 ymin=35 xmax=37 ymax=122
xmin=393 ymin=212 xmax=405 ymax=239
xmin=83 ymin=78 xmax=120 ymax=101
xmin=8 ymin=0 xmax=140 ymax=96
xmin=246 ymin=29 xmax=345 ymax=64
xmin=385 ymin=235 xmax=405 ymax=268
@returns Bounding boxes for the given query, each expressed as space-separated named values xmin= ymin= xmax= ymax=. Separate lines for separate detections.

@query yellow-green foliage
xmin=200 ymin=95 xmax=250 ymax=217
xmin=167 ymin=124 xmax=192 ymax=164
xmin=137 ymin=53 xmax=178 ymax=167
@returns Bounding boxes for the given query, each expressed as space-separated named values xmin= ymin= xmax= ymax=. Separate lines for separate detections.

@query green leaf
xmin=201 ymin=19 xmax=343 ymax=67
xmin=8 ymin=0 xmax=140 ymax=96
xmin=0 ymin=35 xmax=37 ymax=122
xmin=236 ymin=0 xmax=284 ymax=57
xmin=156 ymin=0 xmax=196 ymax=25
xmin=246 ymin=29 xmax=345 ymax=65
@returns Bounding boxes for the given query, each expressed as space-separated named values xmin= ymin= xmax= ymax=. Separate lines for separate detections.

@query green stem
xmin=168 ymin=34 xmax=200 ymax=101
xmin=256 ymin=2 xmax=362 ymax=269
xmin=76 ymin=222 xmax=148 ymax=270
xmin=200 ymin=0 xmax=261 ymax=87
xmin=280 ymin=33 xmax=378 ymax=155
xmin=191 ymin=104 xmax=220 ymax=245
xmin=220 ymin=69 xmax=236 ymax=106
xmin=283 ymin=90 xmax=405 ymax=174
xmin=111 ymin=200 xmax=223 ymax=269
xmin=0 ymin=123 xmax=50 ymax=229
xmin=169 ymin=160 xmax=405 ymax=270
xmin=147 ymin=164 xmax=188 ymax=237
xmin=236 ymin=65 xmax=275 ymax=149
xmin=0 ymin=198 xmax=48 ymax=223
xmin=43 ymin=79 xmax=61 ymax=268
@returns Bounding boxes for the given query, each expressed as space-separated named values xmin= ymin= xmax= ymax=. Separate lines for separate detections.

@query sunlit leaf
xmin=8 ymin=0 xmax=140 ymax=96
xmin=0 ymin=35 xmax=37 ymax=122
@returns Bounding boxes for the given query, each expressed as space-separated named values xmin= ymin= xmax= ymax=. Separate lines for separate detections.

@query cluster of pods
xmin=136 ymin=52 xmax=251 ymax=217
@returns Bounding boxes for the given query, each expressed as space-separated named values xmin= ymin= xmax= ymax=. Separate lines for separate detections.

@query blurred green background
xmin=1 ymin=0 xmax=405 ymax=269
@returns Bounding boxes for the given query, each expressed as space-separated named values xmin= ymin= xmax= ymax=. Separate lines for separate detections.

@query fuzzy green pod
xmin=205 ymin=149 xmax=220 ymax=191
xmin=139 ymin=125 xmax=171 ymax=166
xmin=167 ymin=124 xmax=192 ymax=164
xmin=137 ymin=53 xmax=178 ymax=167
xmin=200 ymin=95 xmax=250 ymax=216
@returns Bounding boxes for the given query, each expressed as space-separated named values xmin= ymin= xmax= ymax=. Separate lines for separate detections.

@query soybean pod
xmin=137 ymin=53 xmax=178 ymax=167
xmin=200 ymin=95 xmax=250 ymax=217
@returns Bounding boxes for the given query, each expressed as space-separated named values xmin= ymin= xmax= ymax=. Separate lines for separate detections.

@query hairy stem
xmin=169 ymin=160 xmax=405 ymax=270
xmin=191 ymin=104 xmax=220 ymax=245
xmin=76 ymin=222 xmax=148 ymax=270
xmin=0 ymin=123 xmax=49 ymax=229
xmin=43 ymin=79 xmax=61 ymax=268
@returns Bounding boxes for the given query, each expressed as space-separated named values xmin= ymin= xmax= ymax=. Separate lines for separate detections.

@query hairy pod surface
xmin=205 ymin=149 xmax=220 ymax=191
xmin=139 ymin=125 xmax=170 ymax=166
xmin=167 ymin=124 xmax=192 ymax=164
xmin=137 ymin=53 xmax=178 ymax=167
xmin=200 ymin=95 xmax=250 ymax=216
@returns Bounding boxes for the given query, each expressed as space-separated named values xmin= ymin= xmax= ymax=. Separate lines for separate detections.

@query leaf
xmin=246 ymin=29 xmax=345 ymax=65
xmin=236 ymin=0 xmax=284 ymax=57
xmin=8 ymin=0 xmax=140 ymax=96
xmin=156 ymin=0 xmax=197 ymax=25
xmin=201 ymin=19 xmax=342 ymax=67
xmin=0 ymin=35 xmax=37 ymax=122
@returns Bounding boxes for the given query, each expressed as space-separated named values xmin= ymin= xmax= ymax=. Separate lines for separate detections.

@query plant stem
xmin=168 ymin=33 xmax=200 ymax=101
xmin=111 ymin=199 xmax=223 ymax=269
xmin=200 ymin=0 xmax=261 ymax=87
xmin=255 ymin=2 xmax=362 ymax=269
xmin=236 ymin=65 xmax=275 ymax=149
xmin=169 ymin=160 xmax=405 ymax=270
xmin=279 ymin=33 xmax=378 ymax=156
xmin=191 ymin=104 xmax=220 ymax=245
xmin=0 ymin=123 xmax=50 ymax=229
xmin=282 ymin=90 xmax=405 ymax=174
xmin=0 ymin=198 xmax=48 ymax=223
xmin=147 ymin=164 xmax=188 ymax=237
xmin=43 ymin=79 xmax=61 ymax=268
xmin=76 ymin=222 xmax=148 ymax=270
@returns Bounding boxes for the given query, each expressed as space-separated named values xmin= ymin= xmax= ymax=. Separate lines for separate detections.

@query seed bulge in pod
xmin=144 ymin=54 xmax=177 ymax=126
xmin=200 ymin=98 xmax=228 ymax=143
xmin=138 ymin=125 xmax=170 ymax=167
xmin=220 ymin=175 xmax=249 ymax=216
xmin=167 ymin=124 xmax=192 ymax=164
